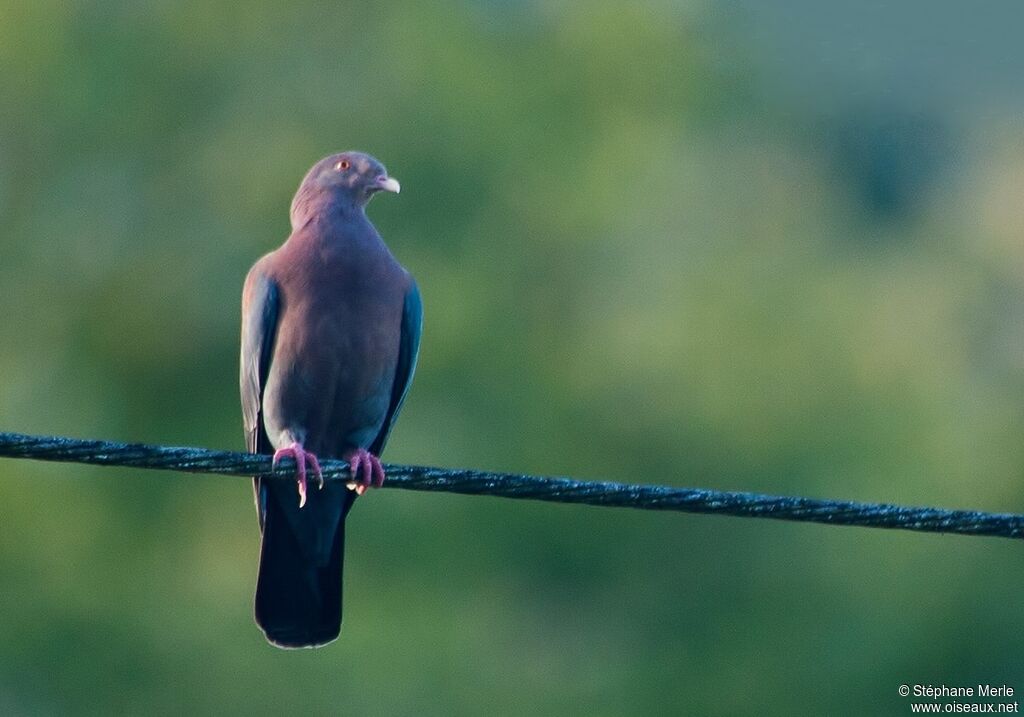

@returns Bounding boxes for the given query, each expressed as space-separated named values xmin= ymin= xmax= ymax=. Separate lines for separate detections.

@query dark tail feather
xmin=254 ymin=497 xmax=347 ymax=649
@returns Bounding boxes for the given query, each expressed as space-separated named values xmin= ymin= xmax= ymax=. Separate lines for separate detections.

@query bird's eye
xmin=334 ymin=159 xmax=350 ymax=171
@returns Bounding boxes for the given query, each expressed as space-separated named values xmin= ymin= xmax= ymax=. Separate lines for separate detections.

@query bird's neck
xmin=289 ymin=188 xmax=365 ymax=231
xmin=285 ymin=208 xmax=386 ymax=261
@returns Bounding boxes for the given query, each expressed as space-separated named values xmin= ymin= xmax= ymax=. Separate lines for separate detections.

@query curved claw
xmin=344 ymin=448 xmax=386 ymax=496
xmin=307 ymin=453 xmax=324 ymax=490
xmin=272 ymin=443 xmax=321 ymax=508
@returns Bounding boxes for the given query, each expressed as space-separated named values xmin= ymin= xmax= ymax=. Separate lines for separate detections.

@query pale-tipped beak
xmin=375 ymin=175 xmax=401 ymax=194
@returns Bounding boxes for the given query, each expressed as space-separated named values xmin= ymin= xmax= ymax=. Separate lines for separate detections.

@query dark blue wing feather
xmin=240 ymin=271 xmax=280 ymax=527
xmin=370 ymin=280 xmax=422 ymax=456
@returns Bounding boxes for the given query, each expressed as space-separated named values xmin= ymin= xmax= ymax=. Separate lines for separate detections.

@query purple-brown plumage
xmin=240 ymin=151 xmax=421 ymax=648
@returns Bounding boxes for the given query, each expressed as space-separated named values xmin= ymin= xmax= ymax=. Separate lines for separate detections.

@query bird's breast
xmin=262 ymin=249 xmax=407 ymax=456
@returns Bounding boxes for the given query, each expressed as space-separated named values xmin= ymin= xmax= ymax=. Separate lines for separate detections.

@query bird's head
xmin=290 ymin=151 xmax=400 ymax=228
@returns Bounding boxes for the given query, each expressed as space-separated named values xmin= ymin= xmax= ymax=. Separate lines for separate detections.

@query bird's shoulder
xmin=245 ymin=232 xmax=319 ymax=289
xmin=242 ymin=252 xmax=280 ymax=308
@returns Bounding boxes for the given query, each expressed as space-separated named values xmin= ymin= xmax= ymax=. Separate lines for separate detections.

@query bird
xmin=240 ymin=151 xmax=421 ymax=648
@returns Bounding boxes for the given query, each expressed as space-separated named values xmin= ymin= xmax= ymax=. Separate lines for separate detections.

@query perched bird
xmin=240 ymin=151 xmax=421 ymax=648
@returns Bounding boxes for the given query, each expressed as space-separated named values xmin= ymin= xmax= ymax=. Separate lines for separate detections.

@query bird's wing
xmin=370 ymin=279 xmax=422 ymax=456
xmin=240 ymin=268 xmax=280 ymax=526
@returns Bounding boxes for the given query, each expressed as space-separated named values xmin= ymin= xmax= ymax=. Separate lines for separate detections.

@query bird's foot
xmin=272 ymin=442 xmax=324 ymax=508
xmin=343 ymin=448 xmax=385 ymax=496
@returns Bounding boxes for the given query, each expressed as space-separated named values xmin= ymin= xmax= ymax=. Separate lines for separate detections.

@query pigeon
xmin=240 ymin=151 xmax=421 ymax=648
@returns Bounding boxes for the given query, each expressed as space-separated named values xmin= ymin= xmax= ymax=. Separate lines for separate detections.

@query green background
xmin=1 ymin=2 xmax=1023 ymax=714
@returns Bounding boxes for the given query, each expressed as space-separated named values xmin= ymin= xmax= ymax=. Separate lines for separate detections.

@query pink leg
xmin=342 ymin=448 xmax=386 ymax=496
xmin=272 ymin=442 xmax=324 ymax=508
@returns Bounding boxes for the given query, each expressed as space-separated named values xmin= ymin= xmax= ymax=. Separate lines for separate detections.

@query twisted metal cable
xmin=1 ymin=430 xmax=1022 ymax=540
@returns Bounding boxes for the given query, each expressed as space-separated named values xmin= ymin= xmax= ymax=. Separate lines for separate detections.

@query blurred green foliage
xmin=1 ymin=2 xmax=1023 ymax=714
